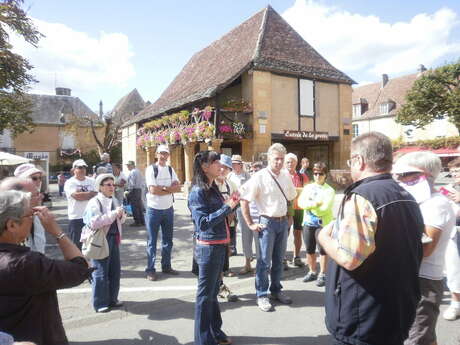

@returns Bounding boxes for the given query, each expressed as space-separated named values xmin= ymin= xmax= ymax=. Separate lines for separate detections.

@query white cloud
xmin=10 ymin=18 xmax=135 ymax=95
xmin=283 ymin=0 xmax=460 ymax=78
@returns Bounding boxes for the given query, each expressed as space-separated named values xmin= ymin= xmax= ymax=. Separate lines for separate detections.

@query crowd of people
xmin=0 ymin=131 xmax=459 ymax=345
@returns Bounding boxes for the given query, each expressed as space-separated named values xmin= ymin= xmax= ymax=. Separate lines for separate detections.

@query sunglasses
xmin=102 ymin=183 xmax=114 ymax=187
xmin=313 ymin=172 xmax=325 ymax=176
xmin=75 ymin=166 xmax=86 ymax=169
xmin=31 ymin=176 xmax=41 ymax=181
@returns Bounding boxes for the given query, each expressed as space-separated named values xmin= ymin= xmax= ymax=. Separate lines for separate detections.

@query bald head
xmin=0 ymin=177 xmax=41 ymax=207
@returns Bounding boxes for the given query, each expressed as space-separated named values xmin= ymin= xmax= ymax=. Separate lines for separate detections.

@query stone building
xmin=122 ymin=6 xmax=354 ymax=183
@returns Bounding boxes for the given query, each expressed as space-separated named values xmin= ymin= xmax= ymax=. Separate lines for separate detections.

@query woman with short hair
xmin=188 ymin=151 xmax=240 ymax=345
xmin=297 ymin=162 xmax=335 ymax=287
xmin=83 ymin=173 xmax=126 ymax=313
xmin=0 ymin=190 xmax=91 ymax=345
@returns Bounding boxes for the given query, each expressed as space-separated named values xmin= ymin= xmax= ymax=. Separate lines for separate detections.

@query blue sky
xmin=13 ymin=0 xmax=460 ymax=113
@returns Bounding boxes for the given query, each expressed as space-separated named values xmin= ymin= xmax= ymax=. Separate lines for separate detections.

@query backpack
xmin=153 ymin=164 xmax=175 ymax=202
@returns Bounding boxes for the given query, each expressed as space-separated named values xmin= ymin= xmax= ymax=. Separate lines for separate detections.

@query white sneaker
xmin=257 ymin=297 xmax=273 ymax=312
xmin=443 ymin=305 xmax=460 ymax=321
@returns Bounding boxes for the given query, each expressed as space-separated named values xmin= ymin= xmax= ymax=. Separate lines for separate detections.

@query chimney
xmin=99 ymin=100 xmax=103 ymax=119
xmin=55 ymin=87 xmax=71 ymax=96
xmin=381 ymin=74 xmax=389 ymax=88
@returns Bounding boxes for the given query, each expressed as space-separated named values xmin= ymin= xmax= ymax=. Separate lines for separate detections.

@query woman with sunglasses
xmin=188 ymin=151 xmax=240 ymax=345
xmin=83 ymin=173 xmax=126 ymax=313
xmin=297 ymin=162 xmax=335 ymax=287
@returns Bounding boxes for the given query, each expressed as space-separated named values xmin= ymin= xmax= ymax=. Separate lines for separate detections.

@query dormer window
xmin=379 ymin=99 xmax=395 ymax=115
xmin=352 ymin=98 xmax=368 ymax=117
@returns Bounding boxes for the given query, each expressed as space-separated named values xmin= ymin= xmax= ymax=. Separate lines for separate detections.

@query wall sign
xmin=24 ymin=152 xmax=49 ymax=161
xmin=283 ymin=130 xmax=329 ymax=141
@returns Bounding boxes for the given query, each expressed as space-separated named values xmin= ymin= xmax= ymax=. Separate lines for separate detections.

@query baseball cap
xmin=157 ymin=145 xmax=170 ymax=154
xmin=14 ymin=163 xmax=43 ymax=179
xmin=392 ymin=162 xmax=424 ymax=175
xmin=126 ymin=160 xmax=135 ymax=166
xmin=72 ymin=159 xmax=88 ymax=169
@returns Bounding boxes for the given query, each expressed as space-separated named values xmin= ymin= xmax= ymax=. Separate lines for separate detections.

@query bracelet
xmin=56 ymin=232 xmax=66 ymax=240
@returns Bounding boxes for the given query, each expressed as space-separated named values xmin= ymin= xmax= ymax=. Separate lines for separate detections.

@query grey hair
xmin=285 ymin=153 xmax=298 ymax=162
xmin=0 ymin=190 xmax=31 ymax=236
xmin=395 ymin=151 xmax=442 ymax=186
xmin=267 ymin=143 xmax=287 ymax=156
xmin=101 ymin=153 xmax=110 ymax=159
xmin=351 ymin=132 xmax=393 ymax=172
xmin=96 ymin=166 xmax=108 ymax=175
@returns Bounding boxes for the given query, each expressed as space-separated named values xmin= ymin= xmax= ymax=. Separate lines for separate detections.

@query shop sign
xmin=24 ymin=151 xmax=49 ymax=161
xmin=283 ymin=130 xmax=329 ymax=141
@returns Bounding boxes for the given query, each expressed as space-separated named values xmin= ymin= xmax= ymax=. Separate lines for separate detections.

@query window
xmin=353 ymin=104 xmax=362 ymax=117
xmin=299 ymin=79 xmax=314 ymax=117
xmin=379 ymin=103 xmax=389 ymax=115
xmin=352 ymin=124 xmax=359 ymax=138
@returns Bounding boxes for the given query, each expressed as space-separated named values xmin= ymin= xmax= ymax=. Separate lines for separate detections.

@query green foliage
xmin=392 ymin=136 xmax=460 ymax=150
xmin=0 ymin=0 xmax=43 ymax=135
xmin=396 ymin=60 xmax=460 ymax=132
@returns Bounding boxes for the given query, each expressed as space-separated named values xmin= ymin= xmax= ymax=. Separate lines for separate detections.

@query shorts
xmin=405 ymin=277 xmax=443 ymax=345
xmin=302 ymin=225 xmax=326 ymax=255
xmin=293 ymin=209 xmax=303 ymax=230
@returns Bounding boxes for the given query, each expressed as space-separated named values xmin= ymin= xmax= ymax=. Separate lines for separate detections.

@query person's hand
xmin=116 ymin=206 xmax=124 ymax=218
xmin=316 ymin=200 xmax=323 ymax=207
xmin=33 ymin=206 xmax=59 ymax=235
xmin=448 ymin=190 xmax=460 ymax=203
xmin=171 ymin=180 xmax=179 ymax=187
xmin=249 ymin=223 xmax=265 ymax=232
xmin=225 ymin=196 xmax=240 ymax=210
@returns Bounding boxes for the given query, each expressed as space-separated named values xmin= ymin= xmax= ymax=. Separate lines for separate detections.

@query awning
xmin=0 ymin=152 xmax=31 ymax=166
xmin=394 ymin=146 xmax=460 ymax=157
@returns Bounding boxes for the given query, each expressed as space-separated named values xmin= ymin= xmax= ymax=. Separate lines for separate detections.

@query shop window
xmin=299 ymin=79 xmax=315 ymax=117
xmin=352 ymin=124 xmax=359 ymax=138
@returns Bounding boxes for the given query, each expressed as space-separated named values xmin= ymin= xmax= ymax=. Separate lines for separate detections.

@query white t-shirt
xmin=64 ymin=176 xmax=96 ymax=219
xmin=145 ymin=164 xmax=179 ymax=210
xmin=419 ymin=193 xmax=456 ymax=280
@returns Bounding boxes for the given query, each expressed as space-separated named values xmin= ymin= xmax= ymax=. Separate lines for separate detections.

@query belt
xmin=260 ymin=215 xmax=287 ymax=221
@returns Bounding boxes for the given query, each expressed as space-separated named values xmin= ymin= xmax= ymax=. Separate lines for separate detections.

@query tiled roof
xmin=125 ymin=5 xmax=354 ymax=127
xmin=28 ymin=94 xmax=96 ymax=125
xmin=111 ymin=88 xmax=145 ymax=124
xmin=352 ymin=73 xmax=420 ymax=120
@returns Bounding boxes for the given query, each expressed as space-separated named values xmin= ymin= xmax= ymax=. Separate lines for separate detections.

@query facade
xmin=352 ymin=68 xmax=459 ymax=142
xmin=1 ymin=88 xmax=100 ymax=177
xmin=122 ymin=6 xmax=354 ymax=184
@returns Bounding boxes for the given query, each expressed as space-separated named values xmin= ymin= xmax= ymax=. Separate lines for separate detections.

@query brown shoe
xmin=146 ymin=272 xmax=157 ymax=281
xmin=162 ymin=268 xmax=179 ymax=275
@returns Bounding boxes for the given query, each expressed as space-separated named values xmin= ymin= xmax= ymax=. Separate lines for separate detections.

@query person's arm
xmin=188 ymin=189 xmax=237 ymax=231
xmin=314 ymin=187 xmax=336 ymax=216
xmin=297 ymin=185 xmax=316 ymax=210
xmin=34 ymin=206 xmax=83 ymax=260
xmin=83 ymin=199 xmax=119 ymax=229
xmin=318 ymin=194 xmax=378 ymax=271
xmin=71 ymin=191 xmax=97 ymax=201
xmin=422 ymin=225 xmax=442 ymax=257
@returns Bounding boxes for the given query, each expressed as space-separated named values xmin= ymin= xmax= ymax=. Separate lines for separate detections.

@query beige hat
xmin=95 ymin=173 xmax=115 ymax=191
xmin=231 ymin=154 xmax=242 ymax=163
xmin=14 ymin=163 xmax=43 ymax=179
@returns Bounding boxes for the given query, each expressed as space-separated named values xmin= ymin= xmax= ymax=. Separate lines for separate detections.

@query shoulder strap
xmin=153 ymin=164 xmax=173 ymax=180
xmin=268 ymin=170 xmax=289 ymax=202
xmin=96 ymin=198 xmax=104 ymax=213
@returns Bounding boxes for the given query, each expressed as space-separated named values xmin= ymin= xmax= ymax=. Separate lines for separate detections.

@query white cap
xmin=72 ymin=159 xmax=88 ymax=169
xmin=95 ymin=173 xmax=115 ymax=191
xmin=157 ymin=144 xmax=169 ymax=153
xmin=392 ymin=162 xmax=424 ymax=175
xmin=13 ymin=163 xmax=43 ymax=179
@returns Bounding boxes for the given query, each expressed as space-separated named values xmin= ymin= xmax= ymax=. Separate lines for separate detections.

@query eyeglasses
xmin=75 ymin=166 xmax=86 ymax=169
xmin=346 ymin=154 xmax=360 ymax=168
xmin=313 ymin=172 xmax=325 ymax=176
xmin=31 ymin=176 xmax=41 ymax=181
xmin=102 ymin=183 xmax=114 ymax=187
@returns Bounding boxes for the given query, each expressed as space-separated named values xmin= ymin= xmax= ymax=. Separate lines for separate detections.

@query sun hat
xmin=126 ymin=160 xmax=135 ymax=166
xmin=220 ymin=154 xmax=233 ymax=170
xmin=13 ymin=163 xmax=43 ymax=179
xmin=95 ymin=173 xmax=115 ymax=191
xmin=72 ymin=159 xmax=88 ymax=169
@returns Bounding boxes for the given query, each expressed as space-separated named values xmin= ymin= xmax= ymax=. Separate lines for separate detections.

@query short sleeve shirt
xmin=145 ymin=164 xmax=179 ymax=210
xmin=64 ymin=176 xmax=96 ymax=219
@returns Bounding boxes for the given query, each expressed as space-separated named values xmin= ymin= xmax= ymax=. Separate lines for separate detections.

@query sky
xmin=10 ymin=0 xmax=460 ymax=114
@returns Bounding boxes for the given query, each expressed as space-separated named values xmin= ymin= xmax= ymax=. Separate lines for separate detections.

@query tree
xmin=395 ymin=61 xmax=460 ymax=133
xmin=0 ymin=0 xmax=42 ymax=135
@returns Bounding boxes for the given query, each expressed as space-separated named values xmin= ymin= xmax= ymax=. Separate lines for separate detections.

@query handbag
xmin=82 ymin=199 xmax=110 ymax=260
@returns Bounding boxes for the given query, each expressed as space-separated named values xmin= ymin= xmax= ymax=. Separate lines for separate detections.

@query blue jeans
xmin=145 ymin=206 xmax=174 ymax=272
xmin=68 ymin=218 xmax=84 ymax=251
xmin=195 ymin=244 xmax=227 ymax=345
xmin=91 ymin=234 xmax=121 ymax=310
xmin=255 ymin=217 xmax=288 ymax=297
